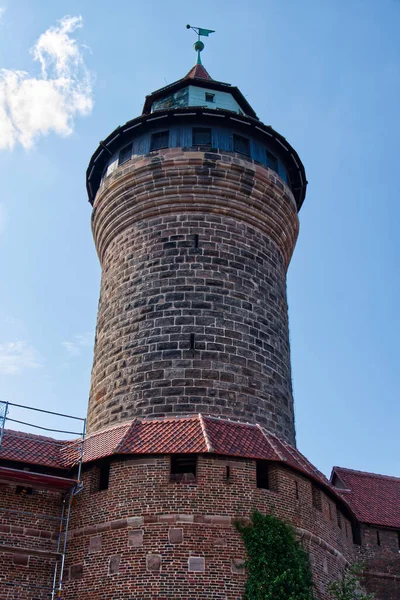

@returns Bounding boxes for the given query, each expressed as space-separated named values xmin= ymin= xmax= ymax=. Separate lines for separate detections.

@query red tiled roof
xmin=331 ymin=466 xmax=400 ymax=529
xmin=0 ymin=416 xmax=349 ymax=507
xmin=0 ymin=429 xmax=67 ymax=468
xmin=184 ymin=63 xmax=213 ymax=81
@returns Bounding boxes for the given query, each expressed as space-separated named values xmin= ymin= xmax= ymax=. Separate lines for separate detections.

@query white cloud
xmin=62 ymin=332 xmax=92 ymax=357
xmin=0 ymin=7 xmax=6 ymax=22
xmin=0 ymin=341 xmax=43 ymax=375
xmin=0 ymin=15 xmax=93 ymax=150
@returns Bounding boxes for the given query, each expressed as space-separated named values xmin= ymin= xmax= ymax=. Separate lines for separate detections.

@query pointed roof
xmin=185 ymin=63 xmax=213 ymax=81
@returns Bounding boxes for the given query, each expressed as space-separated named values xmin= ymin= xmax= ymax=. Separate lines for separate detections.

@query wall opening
xmin=295 ymin=480 xmax=299 ymax=499
xmin=192 ymin=127 xmax=212 ymax=146
xmin=15 ymin=485 xmax=33 ymax=496
xmin=118 ymin=143 xmax=132 ymax=166
xmin=233 ymin=134 xmax=250 ymax=156
xmin=352 ymin=522 xmax=362 ymax=545
xmin=256 ymin=460 xmax=269 ymax=489
xmin=150 ymin=131 xmax=169 ymax=151
xmin=376 ymin=530 xmax=381 ymax=546
xmin=170 ymin=454 xmax=197 ymax=483
xmin=98 ymin=462 xmax=110 ymax=491
xmin=337 ymin=508 xmax=342 ymax=529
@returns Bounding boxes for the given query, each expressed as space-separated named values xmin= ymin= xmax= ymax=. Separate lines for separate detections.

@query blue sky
xmin=0 ymin=0 xmax=399 ymax=478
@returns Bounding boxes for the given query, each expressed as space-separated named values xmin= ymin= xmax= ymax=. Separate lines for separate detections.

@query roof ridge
xmin=198 ymin=414 xmax=213 ymax=453
xmin=334 ymin=466 xmax=400 ymax=482
xmin=115 ymin=418 xmax=137 ymax=454
xmin=256 ymin=425 xmax=286 ymax=461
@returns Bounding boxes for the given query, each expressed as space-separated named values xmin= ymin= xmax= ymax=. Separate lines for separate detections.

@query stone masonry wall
xmin=59 ymin=455 xmax=354 ymax=599
xmin=88 ymin=149 xmax=299 ymax=441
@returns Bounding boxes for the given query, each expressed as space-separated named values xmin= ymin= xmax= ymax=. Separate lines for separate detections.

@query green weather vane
xmin=186 ymin=24 xmax=215 ymax=65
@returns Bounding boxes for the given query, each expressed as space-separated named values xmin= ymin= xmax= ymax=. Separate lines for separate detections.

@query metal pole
xmin=76 ymin=418 xmax=86 ymax=487
xmin=0 ymin=401 xmax=8 ymax=446
xmin=56 ymin=490 xmax=74 ymax=598
xmin=51 ymin=495 xmax=66 ymax=600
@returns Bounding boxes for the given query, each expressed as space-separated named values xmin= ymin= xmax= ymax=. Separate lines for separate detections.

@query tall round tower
xmin=86 ymin=57 xmax=306 ymax=445
xmin=60 ymin=41 xmax=356 ymax=600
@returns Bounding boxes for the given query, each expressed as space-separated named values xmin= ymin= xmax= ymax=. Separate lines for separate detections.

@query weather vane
xmin=186 ymin=24 xmax=215 ymax=65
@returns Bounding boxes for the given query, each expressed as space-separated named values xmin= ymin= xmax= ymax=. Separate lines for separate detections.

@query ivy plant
xmin=327 ymin=563 xmax=375 ymax=600
xmin=235 ymin=511 xmax=314 ymax=600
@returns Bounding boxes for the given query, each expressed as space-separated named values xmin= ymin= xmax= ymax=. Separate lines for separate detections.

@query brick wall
xmin=0 ymin=480 xmax=63 ymax=599
xmin=358 ymin=524 xmax=400 ymax=599
xmin=58 ymin=455 xmax=354 ymax=599
xmin=88 ymin=148 xmax=299 ymax=442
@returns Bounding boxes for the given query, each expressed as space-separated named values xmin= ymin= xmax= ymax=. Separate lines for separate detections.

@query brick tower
xmin=86 ymin=57 xmax=306 ymax=446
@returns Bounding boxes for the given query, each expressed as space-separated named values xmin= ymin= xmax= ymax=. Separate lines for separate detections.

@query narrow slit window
xmin=397 ymin=531 xmax=400 ymax=550
xmin=205 ymin=92 xmax=215 ymax=103
xmin=118 ymin=143 xmax=132 ymax=166
xmin=150 ymin=130 xmax=169 ymax=151
xmin=352 ymin=522 xmax=362 ymax=545
xmin=192 ymin=127 xmax=212 ymax=146
xmin=256 ymin=460 xmax=269 ymax=489
xmin=226 ymin=465 xmax=231 ymax=482
xmin=233 ymin=134 xmax=250 ymax=157
xmin=99 ymin=462 xmax=110 ymax=491
xmin=295 ymin=480 xmax=299 ymax=499
xmin=266 ymin=150 xmax=279 ymax=173
xmin=377 ymin=530 xmax=381 ymax=546
xmin=170 ymin=454 xmax=197 ymax=483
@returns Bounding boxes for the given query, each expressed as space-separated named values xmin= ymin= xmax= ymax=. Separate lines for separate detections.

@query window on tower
xmin=192 ymin=127 xmax=212 ymax=146
xmin=118 ymin=143 xmax=132 ymax=166
xmin=233 ymin=134 xmax=250 ymax=156
xmin=256 ymin=460 xmax=269 ymax=489
xmin=150 ymin=130 xmax=169 ymax=151
xmin=205 ymin=92 xmax=215 ymax=103
xmin=266 ymin=150 xmax=279 ymax=173
xmin=170 ymin=454 xmax=197 ymax=483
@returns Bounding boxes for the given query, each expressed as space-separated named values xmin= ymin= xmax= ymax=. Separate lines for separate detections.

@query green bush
xmin=235 ymin=511 xmax=314 ymax=600
xmin=327 ymin=563 xmax=375 ymax=600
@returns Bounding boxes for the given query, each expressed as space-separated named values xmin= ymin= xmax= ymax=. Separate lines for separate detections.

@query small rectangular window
xmin=150 ymin=130 xmax=169 ymax=151
xmin=192 ymin=127 xmax=212 ymax=146
xmin=170 ymin=454 xmax=197 ymax=483
xmin=205 ymin=92 xmax=215 ymax=103
xmin=233 ymin=134 xmax=250 ymax=156
xmin=266 ymin=150 xmax=279 ymax=173
xmin=15 ymin=486 xmax=33 ymax=496
xmin=99 ymin=462 xmax=110 ymax=491
xmin=118 ymin=144 xmax=132 ymax=166
xmin=376 ymin=530 xmax=381 ymax=546
xmin=256 ymin=460 xmax=269 ymax=489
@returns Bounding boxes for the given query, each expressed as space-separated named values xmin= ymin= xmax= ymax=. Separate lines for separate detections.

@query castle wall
xmin=358 ymin=525 xmax=400 ymax=600
xmin=0 ymin=481 xmax=63 ymax=600
xmin=88 ymin=149 xmax=299 ymax=442
xmin=58 ymin=456 xmax=354 ymax=600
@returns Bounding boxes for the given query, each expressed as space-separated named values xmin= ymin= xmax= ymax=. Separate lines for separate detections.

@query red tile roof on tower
xmin=184 ymin=63 xmax=213 ymax=81
xmin=0 ymin=415 xmax=349 ymax=507
xmin=331 ymin=466 xmax=400 ymax=529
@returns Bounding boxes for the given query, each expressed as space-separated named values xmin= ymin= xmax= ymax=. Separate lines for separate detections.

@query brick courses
xmin=88 ymin=148 xmax=299 ymax=443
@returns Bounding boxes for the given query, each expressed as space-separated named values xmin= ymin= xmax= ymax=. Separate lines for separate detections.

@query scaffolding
xmin=0 ymin=401 xmax=86 ymax=599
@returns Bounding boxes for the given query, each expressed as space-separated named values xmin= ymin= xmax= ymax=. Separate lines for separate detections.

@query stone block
xmin=89 ymin=535 xmax=102 ymax=552
xmin=188 ymin=556 xmax=205 ymax=572
xmin=108 ymin=555 xmax=121 ymax=575
xmin=147 ymin=553 xmax=162 ymax=571
xmin=128 ymin=529 xmax=143 ymax=547
xmin=168 ymin=527 xmax=183 ymax=544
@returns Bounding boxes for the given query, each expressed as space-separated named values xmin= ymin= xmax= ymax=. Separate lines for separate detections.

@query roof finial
xmin=186 ymin=25 xmax=215 ymax=65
